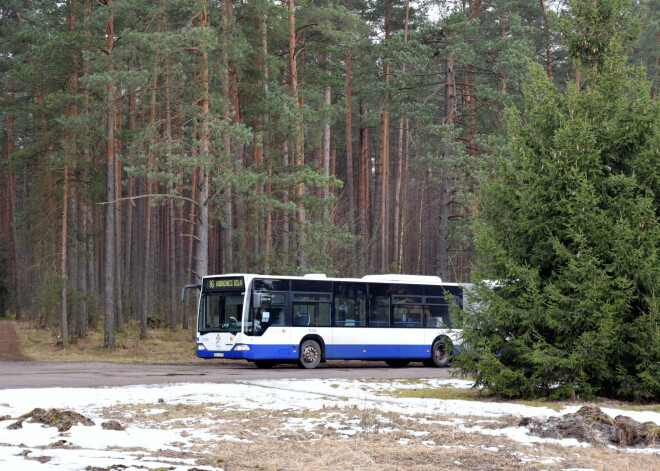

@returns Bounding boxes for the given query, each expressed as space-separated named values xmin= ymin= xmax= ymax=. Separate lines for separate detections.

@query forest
xmin=0 ymin=1 xmax=657 ymax=348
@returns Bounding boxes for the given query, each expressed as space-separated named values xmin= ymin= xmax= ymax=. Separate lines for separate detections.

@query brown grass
xmin=15 ymin=321 xmax=203 ymax=363
xmin=92 ymin=403 xmax=660 ymax=471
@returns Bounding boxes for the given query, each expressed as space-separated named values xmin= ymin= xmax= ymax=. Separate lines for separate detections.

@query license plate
xmin=214 ymin=353 xmax=225 ymax=358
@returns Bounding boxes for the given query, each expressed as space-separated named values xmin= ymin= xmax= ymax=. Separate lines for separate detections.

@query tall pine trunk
xmin=3 ymin=11 xmax=18 ymax=318
xmin=194 ymin=0 xmax=210 ymax=283
xmin=103 ymin=0 xmax=117 ymax=348
xmin=287 ymin=0 xmax=306 ymax=268
xmin=221 ymin=0 xmax=234 ymax=273
xmin=393 ymin=0 xmax=410 ymax=272
xmin=539 ymin=0 xmax=553 ymax=79
xmin=344 ymin=1 xmax=355 ymax=240
xmin=140 ymin=63 xmax=158 ymax=339
xmin=437 ymin=55 xmax=455 ymax=280
xmin=377 ymin=0 xmax=392 ymax=271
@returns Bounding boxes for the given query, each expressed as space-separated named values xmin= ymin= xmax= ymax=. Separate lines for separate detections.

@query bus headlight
xmin=234 ymin=344 xmax=251 ymax=351
xmin=197 ymin=344 xmax=207 ymax=351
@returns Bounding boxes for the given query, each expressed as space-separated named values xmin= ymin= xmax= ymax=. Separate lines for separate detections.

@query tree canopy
xmin=0 ymin=1 xmax=658 ymax=361
xmin=457 ymin=0 xmax=659 ymax=401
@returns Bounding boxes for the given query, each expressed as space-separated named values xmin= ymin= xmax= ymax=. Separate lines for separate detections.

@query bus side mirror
xmin=180 ymin=284 xmax=201 ymax=302
xmin=252 ymin=292 xmax=272 ymax=310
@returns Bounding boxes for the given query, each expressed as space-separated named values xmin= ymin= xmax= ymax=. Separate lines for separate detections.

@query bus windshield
xmin=198 ymin=292 xmax=244 ymax=334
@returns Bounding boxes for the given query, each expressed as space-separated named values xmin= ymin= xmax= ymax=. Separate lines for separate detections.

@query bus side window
xmin=369 ymin=296 xmax=390 ymax=327
xmin=428 ymin=304 xmax=451 ymax=328
xmin=334 ymin=282 xmax=366 ymax=327
xmin=270 ymin=307 xmax=284 ymax=325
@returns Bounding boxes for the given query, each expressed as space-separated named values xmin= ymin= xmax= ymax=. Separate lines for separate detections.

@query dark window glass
xmin=367 ymin=283 xmax=391 ymax=327
xmin=393 ymin=303 xmax=425 ymax=328
xmin=198 ymin=293 xmax=243 ymax=333
xmin=424 ymin=285 xmax=445 ymax=297
xmin=293 ymin=293 xmax=331 ymax=302
xmin=369 ymin=296 xmax=390 ymax=327
xmin=426 ymin=296 xmax=445 ymax=304
xmin=427 ymin=304 xmax=452 ymax=328
xmin=254 ymin=278 xmax=289 ymax=291
xmin=333 ymin=282 xmax=366 ymax=327
xmin=368 ymin=283 xmax=392 ymax=297
xmin=391 ymin=284 xmax=424 ymax=296
xmin=293 ymin=301 xmax=331 ymax=327
xmin=393 ymin=295 xmax=423 ymax=304
xmin=291 ymin=280 xmax=333 ymax=292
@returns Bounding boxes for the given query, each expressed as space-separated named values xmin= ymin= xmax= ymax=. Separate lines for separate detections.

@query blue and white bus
xmin=183 ymin=273 xmax=465 ymax=369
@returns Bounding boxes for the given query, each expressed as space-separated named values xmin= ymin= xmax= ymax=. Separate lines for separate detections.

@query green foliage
xmin=458 ymin=2 xmax=659 ymax=402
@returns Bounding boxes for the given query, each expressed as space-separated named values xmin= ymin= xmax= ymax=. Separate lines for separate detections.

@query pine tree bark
xmin=539 ymin=0 xmax=553 ymax=79
xmin=114 ymin=68 xmax=123 ymax=333
xmin=437 ymin=55 xmax=455 ymax=281
xmin=261 ymin=12 xmax=272 ymax=272
xmin=140 ymin=63 xmax=158 ymax=340
xmin=2 ymin=10 xmax=19 ymax=319
xmin=164 ymin=58 xmax=178 ymax=330
xmin=357 ymin=54 xmax=369 ymax=273
xmin=221 ymin=0 xmax=234 ymax=273
xmin=393 ymin=0 xmax=410 ymax=272
xmin=378 ymin=0 xmax=392 ymax=271
xmin=194 ymin=0 xmax=210 ymax=283
xmin=60 ymin=41 xmax=74 ymax=343
xmin=103 ymin=0 xmax=117 ymax=348
xmin=287 ymin=0 xmax=306 ymax=268
xmin=322 ymin=57 xmax=332 ymax=232
xmin=344 ymin=0 xmax=355 ymax=238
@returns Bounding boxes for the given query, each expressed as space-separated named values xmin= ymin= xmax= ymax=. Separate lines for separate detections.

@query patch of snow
xmin=0 ymin=377 xmax=658 ymax=470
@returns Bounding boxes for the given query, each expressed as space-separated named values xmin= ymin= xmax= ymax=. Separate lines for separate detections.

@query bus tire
xmin=385 ymin=359 xmax=410 ymax=368
xmin=425 ymin=337 xmax=452 ymax=367
xmin=253 ymin=360 xmax=275 ymax=369
xmin=298 ymin=339 xmax=322 ymax=369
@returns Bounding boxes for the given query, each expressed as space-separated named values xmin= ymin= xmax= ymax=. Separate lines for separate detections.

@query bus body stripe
xmin=196 ymin=342 xmax=460 ymax=360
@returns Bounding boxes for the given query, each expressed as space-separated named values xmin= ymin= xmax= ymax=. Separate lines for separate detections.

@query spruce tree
xmin=458 ymin=0 xmax=659 ymax=401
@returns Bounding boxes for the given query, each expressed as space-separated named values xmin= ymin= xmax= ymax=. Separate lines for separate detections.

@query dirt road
xmin=0 ymin=321 xmax=30 ymax=362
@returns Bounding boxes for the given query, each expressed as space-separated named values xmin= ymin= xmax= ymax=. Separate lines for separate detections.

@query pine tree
xmin=458 ymin=0 xmax=659 ymax=401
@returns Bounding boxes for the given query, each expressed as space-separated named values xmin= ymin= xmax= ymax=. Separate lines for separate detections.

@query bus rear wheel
xmin=424 ymin=337 xmax=452 ymax=367
xmin=298 ymin=339 xmax=321 ymax=369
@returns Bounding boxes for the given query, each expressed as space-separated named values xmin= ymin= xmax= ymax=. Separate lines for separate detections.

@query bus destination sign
xmin=204 ymin=276 xmax=245 ymax=291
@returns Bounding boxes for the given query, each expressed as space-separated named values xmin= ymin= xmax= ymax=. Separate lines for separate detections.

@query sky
xmin=1 ymin=377 xmax=658 ymax=470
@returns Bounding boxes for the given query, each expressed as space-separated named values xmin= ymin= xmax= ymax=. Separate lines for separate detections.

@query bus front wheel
xmin=424 ymin=337 xmax=452 ymax=367
xmin=299 ymin=340 xmax=322 ymax=369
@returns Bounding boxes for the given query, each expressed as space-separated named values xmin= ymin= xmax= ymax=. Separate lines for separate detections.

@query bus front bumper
xmin=196 ymin=343 xmax=299 ymax=360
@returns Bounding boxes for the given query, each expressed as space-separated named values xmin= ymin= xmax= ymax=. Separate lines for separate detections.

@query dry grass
xmin=385 ymin=381 xmax=660 ymax=414
xmin=15 ymin=321 xmax=203 ymax=364
xmin=92 ymin=403 xmax=660 ymax=471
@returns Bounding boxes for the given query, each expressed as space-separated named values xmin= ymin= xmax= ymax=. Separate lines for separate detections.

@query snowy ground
xmin=1 ymin=378 xmax=658 ymax=470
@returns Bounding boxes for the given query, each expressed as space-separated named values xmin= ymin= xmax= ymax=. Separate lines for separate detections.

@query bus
xmin=181 ymin=273 xmax=466 ymax=369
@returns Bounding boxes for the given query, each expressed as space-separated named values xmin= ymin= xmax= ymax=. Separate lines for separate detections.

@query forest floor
xmin=3 ymin=319 xmax=201 ymax=363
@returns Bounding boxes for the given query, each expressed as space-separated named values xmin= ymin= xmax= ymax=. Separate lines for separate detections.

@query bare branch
xmin=96 ymin=194 xmax=199 ymax=207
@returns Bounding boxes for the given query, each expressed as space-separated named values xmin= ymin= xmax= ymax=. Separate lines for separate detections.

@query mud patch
xmin=522 ymin=405 xmax=660 ymax=447
xmin=20 ymin=449 xmax=52 ymax=463
xmin=101 ymin=420 xmax=125 ymax=431
xmin=9 ymin=408 xmax=95 ymax=432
